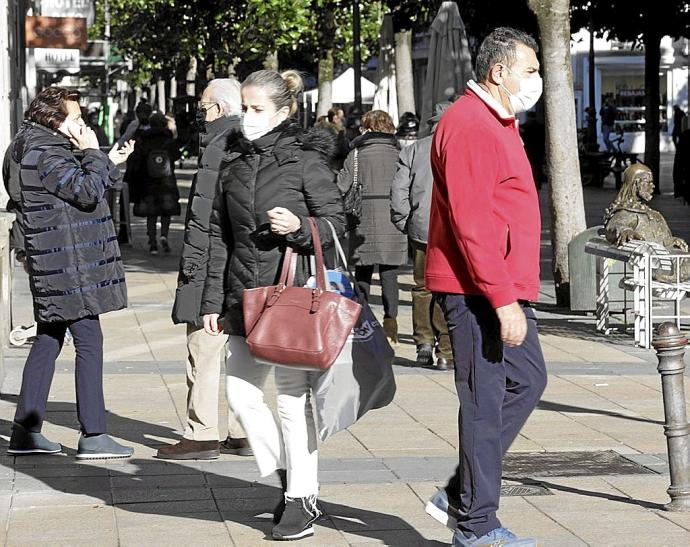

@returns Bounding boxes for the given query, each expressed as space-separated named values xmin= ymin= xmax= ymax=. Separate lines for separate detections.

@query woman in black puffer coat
xmin=129 ymin=113 xmax=182 ymax=254
xmin=201 ymin=70 xmax=345 ymax=542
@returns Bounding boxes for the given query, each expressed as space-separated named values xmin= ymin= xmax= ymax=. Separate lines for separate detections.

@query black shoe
xmin=272 ymin=494 xmax=322 ymax=541
xmin=155 ymin=439 xmax=219 ymax=460
xmin=220 ymin=436 xmax=253 ymax=456
xmin=160 ymin=236 xmax=171 ymax=254
xmin=8 ymin=423 xmax=62 ymax=455
xmin=436 ymin=357 xmax=454 ymax=371
xmin=149 ymin=244 xmax=158 ymax=255
xmin=383 ymin=318 xmax=399 ymax=346
xmin=416 ymin=343 xmax=434 ymax=368
xmin=273 ymin=469 xmax=288 ymax=524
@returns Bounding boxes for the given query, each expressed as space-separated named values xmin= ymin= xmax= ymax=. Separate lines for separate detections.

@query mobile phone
xmin=58 ymin=119 xmax=83 ymax=138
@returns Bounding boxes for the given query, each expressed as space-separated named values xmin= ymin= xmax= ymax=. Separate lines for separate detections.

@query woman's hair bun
xmin=281 ymin=70 xmax=304 ymax=97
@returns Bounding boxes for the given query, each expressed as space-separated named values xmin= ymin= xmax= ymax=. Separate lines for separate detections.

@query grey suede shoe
xmin=76 ymin=434 xmax=133 ymax=460
xmin=8 ymin=423 xmax=62 ymax=455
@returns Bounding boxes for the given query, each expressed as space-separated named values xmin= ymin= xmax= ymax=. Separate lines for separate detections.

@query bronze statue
xmin=603 ymin=163 xmax=690 ymax=281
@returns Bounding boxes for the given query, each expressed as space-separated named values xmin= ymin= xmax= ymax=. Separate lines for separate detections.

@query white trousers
xmin=225 ymin=335 xmax=320 ymax=498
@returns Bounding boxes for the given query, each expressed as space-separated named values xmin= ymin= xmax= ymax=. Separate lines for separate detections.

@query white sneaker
xmin=425 ymin=489 xmax=460 ymax=531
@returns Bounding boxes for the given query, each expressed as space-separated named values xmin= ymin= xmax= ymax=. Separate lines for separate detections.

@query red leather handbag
xmin=242 ymin=218 xmax=362 ymax=370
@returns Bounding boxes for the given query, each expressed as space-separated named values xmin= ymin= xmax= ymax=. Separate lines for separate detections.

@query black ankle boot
xmin=272 ymin=494 xmax=322 ymax=541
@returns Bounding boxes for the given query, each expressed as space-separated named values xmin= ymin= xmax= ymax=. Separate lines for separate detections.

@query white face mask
xmin=501 ymin=67 xmax=543 ymax=114
xmin=242 ymin=111 xmax=280 ymax=141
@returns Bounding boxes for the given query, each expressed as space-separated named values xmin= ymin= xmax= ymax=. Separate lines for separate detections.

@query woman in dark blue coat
xmin=8 ymin=87 xmax=135 ymax=460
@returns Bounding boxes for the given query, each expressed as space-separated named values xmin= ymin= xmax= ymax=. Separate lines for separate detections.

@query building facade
xmin=571 ymin=30 xmax=689 ymax=153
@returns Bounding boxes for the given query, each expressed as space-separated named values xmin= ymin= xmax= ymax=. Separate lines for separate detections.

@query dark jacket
xmin=13 ymin=121 xmax=127 ymax=323
xmin=337 ymin=132 xmax=407 ymax=266
xmin=3 ymin=142 xmax=24 ymax=252
xmin=127 ymin=127 xmax=182 ymax=217
xmin=200 ymin=121 xmax=346 ymax=336
xmin=172 ymin=115 xmax=240 ymax=326
xmin=390 ymin=133 xmax=433 ymax=244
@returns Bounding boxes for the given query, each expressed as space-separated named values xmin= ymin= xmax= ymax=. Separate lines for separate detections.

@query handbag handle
xmin=308 ymin=217 xmax=327 ymax=291
xmin=276 ymin=217 xmax=327 ymax=292
xmin=325 ymin=219 xmax=348 ymax=269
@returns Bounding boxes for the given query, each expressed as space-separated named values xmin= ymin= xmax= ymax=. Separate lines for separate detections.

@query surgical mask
xmin=501 ymin=67 xmax=543 ymax=114
xmin=242 ymin=111 xmax=280 ymax=141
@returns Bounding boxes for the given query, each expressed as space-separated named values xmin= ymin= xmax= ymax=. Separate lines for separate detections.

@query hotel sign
xmin=25 ymin=16 xmax=88 ymax=50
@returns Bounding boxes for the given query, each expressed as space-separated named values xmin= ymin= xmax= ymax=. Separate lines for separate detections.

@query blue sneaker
xmin=425 ymin=489 xmax=460 ymax=530
xmin=453 ymin=527 xmax=537 ymax=546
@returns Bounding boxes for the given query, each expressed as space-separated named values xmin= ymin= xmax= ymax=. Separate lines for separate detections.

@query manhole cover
xmin=503 ymin=450 xmax=655 ymax=477
xmin=501 ymin=484 xmax=552 ymax=497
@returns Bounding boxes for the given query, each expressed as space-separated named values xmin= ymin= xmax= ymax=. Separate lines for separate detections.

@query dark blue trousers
xmin=14 ymin=316 xmax=107 ymax=435
xmin=436 ymin=294 xmax=547 ymax=538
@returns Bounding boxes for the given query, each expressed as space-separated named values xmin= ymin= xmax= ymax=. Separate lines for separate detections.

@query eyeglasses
xmin=198 ymin=102 xmax=219 ymax=113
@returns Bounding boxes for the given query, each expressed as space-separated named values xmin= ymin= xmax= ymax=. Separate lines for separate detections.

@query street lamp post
xmin=103 ymin=0 xmax=111 ymax=139
xmin=353 ymin=0 xmax=362 ymax=114
xmin=652 ymin=322 xmax=690 ymax=512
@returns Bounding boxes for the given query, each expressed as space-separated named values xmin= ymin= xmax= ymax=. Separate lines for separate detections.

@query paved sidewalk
xmin=2 ymin=164 xmax=690 ymax=545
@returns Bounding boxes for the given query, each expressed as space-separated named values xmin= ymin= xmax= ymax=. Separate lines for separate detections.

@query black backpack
xmin=146 ymin=148 xmax=172 ymax=179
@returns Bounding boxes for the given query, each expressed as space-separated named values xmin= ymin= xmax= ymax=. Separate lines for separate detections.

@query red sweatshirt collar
xmin=466 ymin=80 xmax=517 ymax=127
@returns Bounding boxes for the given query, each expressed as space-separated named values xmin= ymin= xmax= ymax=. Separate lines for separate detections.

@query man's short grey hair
xmin=475 ymin=27 xmax=539 ymax=82
xmin=206 ymin=78 xmax=242 ymax=117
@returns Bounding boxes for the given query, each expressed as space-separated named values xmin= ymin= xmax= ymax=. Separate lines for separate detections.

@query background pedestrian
xmin=337 ymin=109 xmax=407 ymax=345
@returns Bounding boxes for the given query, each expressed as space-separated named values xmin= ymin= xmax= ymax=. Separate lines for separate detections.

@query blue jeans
xmin=435 ymin=294 xmax=547 ymax=537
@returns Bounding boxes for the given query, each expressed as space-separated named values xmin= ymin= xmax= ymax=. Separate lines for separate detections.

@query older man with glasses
xmin=157 ymin=78 xmax=251 ymax=460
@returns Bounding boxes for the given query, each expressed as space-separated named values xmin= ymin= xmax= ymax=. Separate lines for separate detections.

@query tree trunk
xmin=169 ymin=75 xmax=177 ymax=112
xmin=315 ymin=1 xmax=336 ymax=118
xmin=395 ymin=29 xmax=416 ymax=115
xmin=528 ymin=0 xmax=587 ymax=307
xmin=316 ymin=50 xmax=334 ymax=118
xmin=186 ymin=57 xmax=196 ymax=97
xmin=156 ymin=78 xmax=165 ymax=113
xmin=148 ymin=83 xmax=156 ymax=108
xmin=263 ymin=51 xmax=279 ymax=71
xmin=643 ymin=30 xmax=662 ymax=192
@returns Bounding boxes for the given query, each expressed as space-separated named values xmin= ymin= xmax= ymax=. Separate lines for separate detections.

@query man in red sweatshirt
xmin=424 ymin=28 xmax=547 ymax=547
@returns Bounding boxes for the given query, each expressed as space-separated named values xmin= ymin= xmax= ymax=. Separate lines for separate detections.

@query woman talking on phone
xmin=7 ymin=87 xmax=135 ymax=459
xmin=201 ymin=70 xmax=345 ymax=541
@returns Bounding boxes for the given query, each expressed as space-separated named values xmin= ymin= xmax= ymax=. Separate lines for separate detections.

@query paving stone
xmin=114 ymin=499 xmax=218 ymax=515
xmin=11 ymin=490 xmax=112 ymax=508
xmin=111 ymin=486 xmax=212 ymax=504
xmin=110 ymin=473 xmax=206 ymax=489
xmin=115 ymin=509 xmax=230 ymax=546
xmin=13 ymin=476 xmax=111 ymax=493
xmin=6 ymin=505 xmax=117 ymax=545
xmin=210 ymin=484 xmax=279 ymax=501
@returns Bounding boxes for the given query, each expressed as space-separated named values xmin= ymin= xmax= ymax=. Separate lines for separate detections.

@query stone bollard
xmin=652 ymin=322 xmax=690 ymax=511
